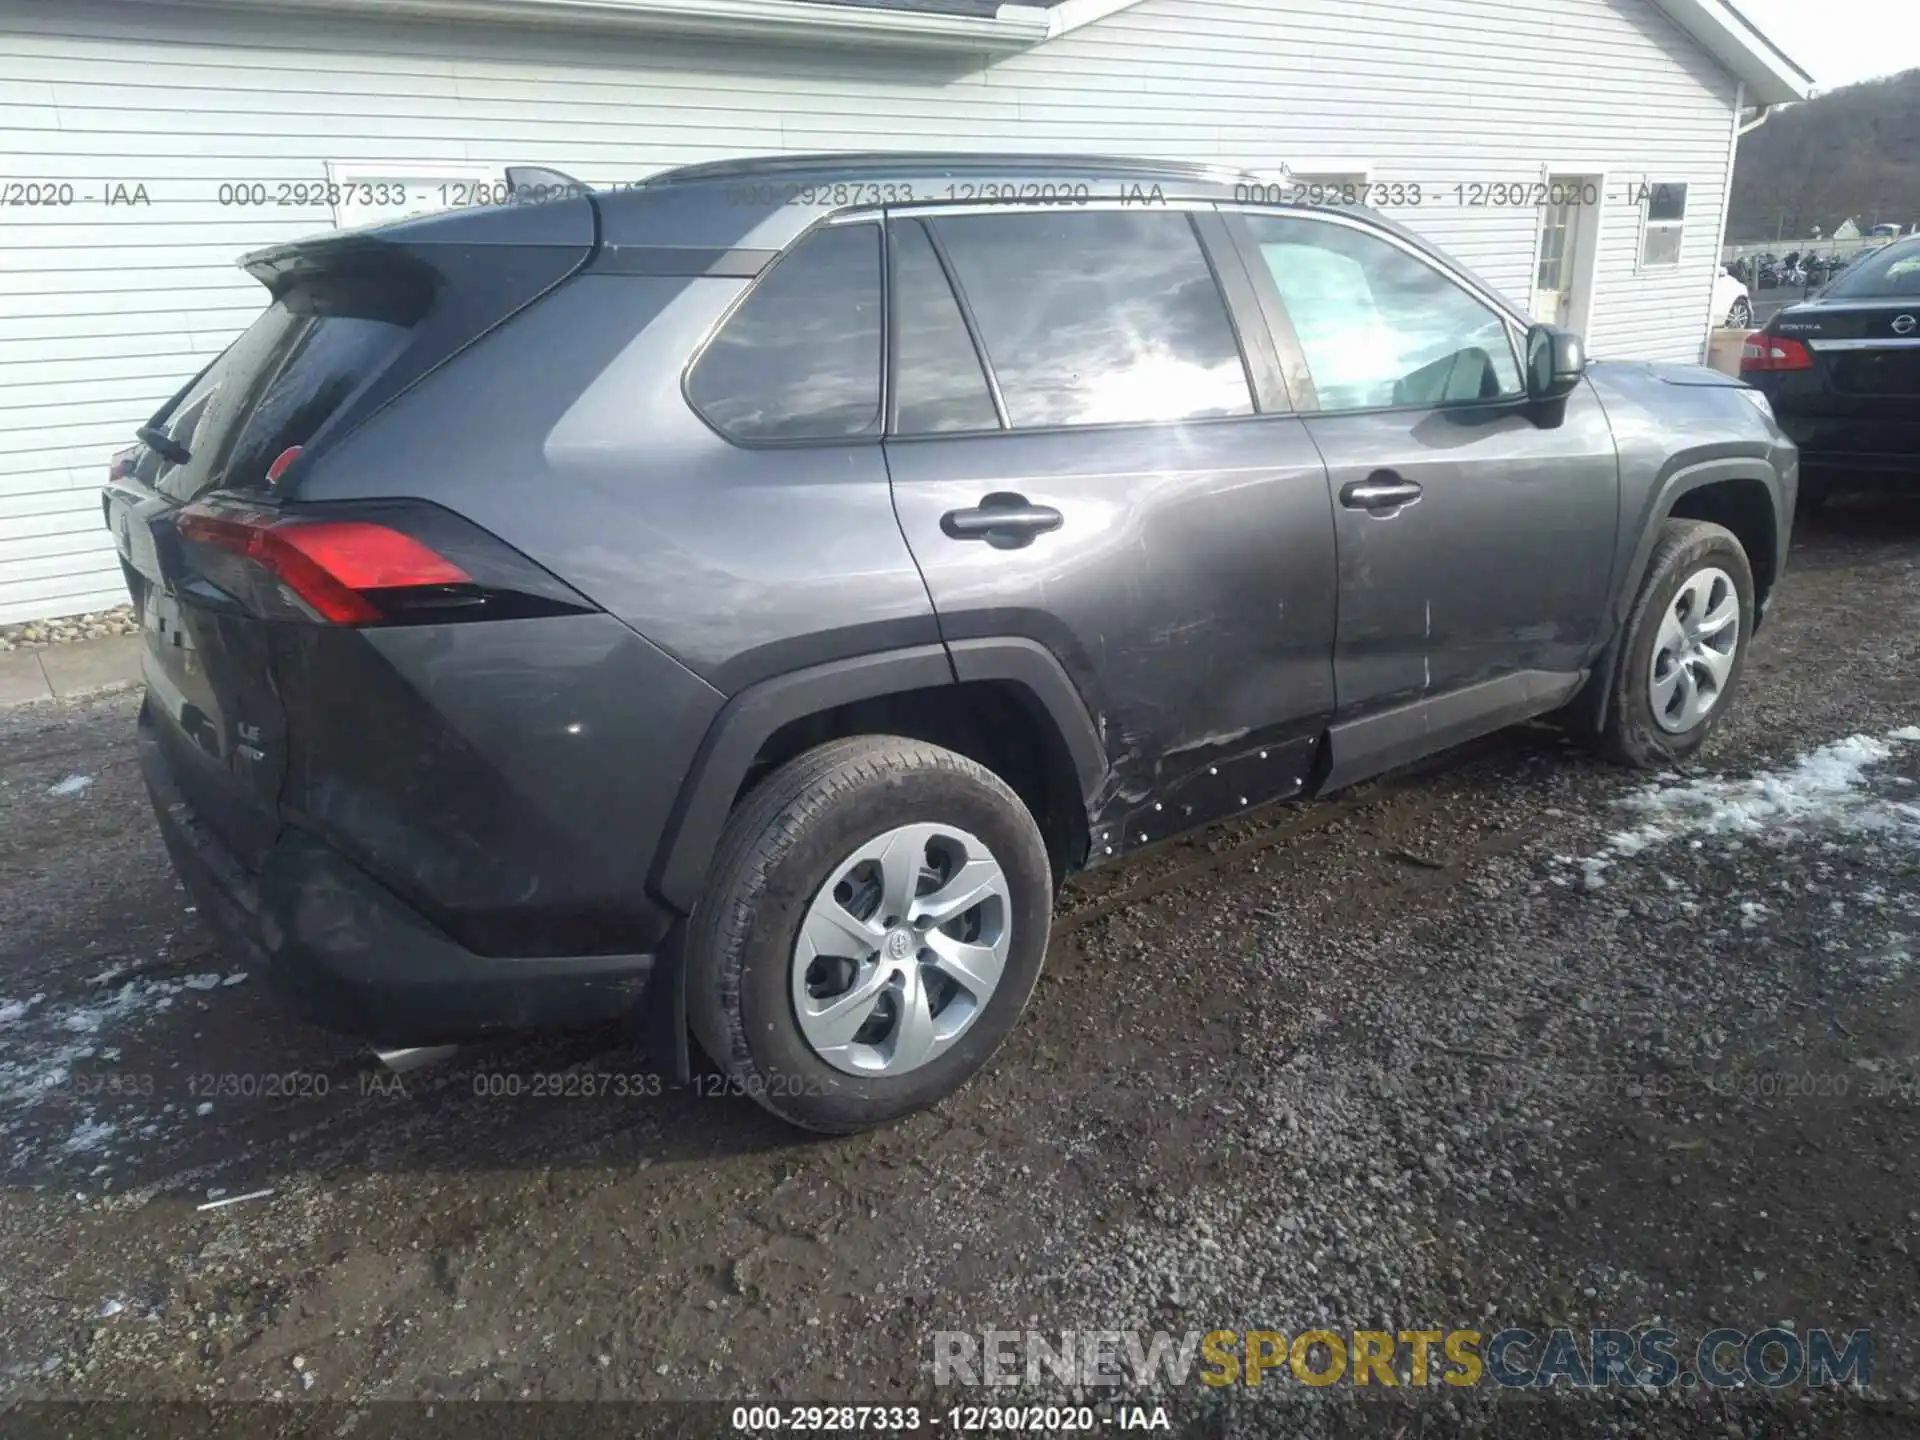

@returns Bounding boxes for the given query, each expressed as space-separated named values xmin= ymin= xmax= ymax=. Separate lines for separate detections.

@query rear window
xmin=148 ymin=280 xmax=417 ymax=503
xmin=1823 ymin=241 xmax=1920 ymax=299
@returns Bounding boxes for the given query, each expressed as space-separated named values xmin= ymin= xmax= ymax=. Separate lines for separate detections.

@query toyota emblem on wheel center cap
xmin=1893 ymin=314 xmax=1917 ymax=336
xmin=885 ymin=928 xmax=914 ymax=961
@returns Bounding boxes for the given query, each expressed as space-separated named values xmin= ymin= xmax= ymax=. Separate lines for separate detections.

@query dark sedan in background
xmin=1741 ymin=236 xmax=1920 ymax=503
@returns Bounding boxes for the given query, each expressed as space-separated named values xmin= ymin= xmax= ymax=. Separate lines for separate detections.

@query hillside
xmin=1727 ymin=68 xmax=1920 ymax=242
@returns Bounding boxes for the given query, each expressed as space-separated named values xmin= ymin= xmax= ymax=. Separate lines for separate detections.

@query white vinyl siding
xmin=0 ymin=0 xmax=1742 ymax=623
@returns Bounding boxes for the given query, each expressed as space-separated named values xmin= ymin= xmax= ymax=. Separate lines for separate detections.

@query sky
xmin=1733 ymin=0 xmax=1920 ymax=91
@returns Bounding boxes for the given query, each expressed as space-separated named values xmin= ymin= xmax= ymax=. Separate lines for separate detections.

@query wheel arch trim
xmin=648 ymin=638 xmax=1107 ymax=916
xmin=1616 ymin=456 xmax=1782 ymax=629
xmin=1568 ymin=457 xmax=1780 ymax=736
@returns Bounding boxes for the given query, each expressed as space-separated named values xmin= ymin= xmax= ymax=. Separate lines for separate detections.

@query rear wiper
xmin=136 ymin=424 xmax=190 ymax=465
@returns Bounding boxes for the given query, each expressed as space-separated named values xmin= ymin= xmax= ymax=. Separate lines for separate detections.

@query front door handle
xmin=1339 ymin=472 xmax=1424 ymax=514
xmin=941 ymin=493 xmax=1064 ymax=546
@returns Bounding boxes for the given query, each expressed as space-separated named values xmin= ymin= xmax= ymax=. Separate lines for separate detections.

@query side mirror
xmin=1525 ymin=323 xmax=1586 ymax=401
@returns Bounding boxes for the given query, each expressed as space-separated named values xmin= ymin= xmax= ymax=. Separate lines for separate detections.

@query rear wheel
xmin=1727 ymin=295 xmax=1753 ymax=328
xmin=686 ymin=736 xmax=1052 ymax=1133
xmin=1595 ymin=519 xmax=1754 ymax=769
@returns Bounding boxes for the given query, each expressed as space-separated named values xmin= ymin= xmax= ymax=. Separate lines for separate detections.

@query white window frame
xmin=324 ymin=159 xmax=504 ymax=232
xmin=1636 ymin=178 xmax=1690 ymax=272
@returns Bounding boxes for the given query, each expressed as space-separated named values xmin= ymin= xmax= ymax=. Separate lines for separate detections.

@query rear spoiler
xmin=238 ymin=179 xmax=600 ymax=298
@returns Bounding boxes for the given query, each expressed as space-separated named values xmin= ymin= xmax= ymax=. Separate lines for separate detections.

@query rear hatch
xmin=105 ymin=196 xmax=597 ymax=869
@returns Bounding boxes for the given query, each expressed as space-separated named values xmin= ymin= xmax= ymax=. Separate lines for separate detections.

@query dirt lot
xmin=3 ymin=501 xmax=1920 ymax=1436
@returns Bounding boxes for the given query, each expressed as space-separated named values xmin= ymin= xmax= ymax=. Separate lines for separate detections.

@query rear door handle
xmin=941 ymin=493 xmax=1064 ymax=546
xmin=1339 ymin=473 xmax=1424 ymax=513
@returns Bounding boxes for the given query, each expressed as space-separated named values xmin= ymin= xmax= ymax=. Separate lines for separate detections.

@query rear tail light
xmin=177 ymin=509 xmax=469 ymax=624
xmin=1740 ymin=335 xmax=1815 ymax=373
xmin=173 ymin=500 xmax=594 ymax=627
xmin=108 ymin=445 xmax=141 ymax=482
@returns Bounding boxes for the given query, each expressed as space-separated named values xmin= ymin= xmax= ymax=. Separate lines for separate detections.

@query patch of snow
xmin=47 ymin=774 xmax=93 ymax=797
xmin=0 ymin=967 xmax=243 ymax=1162
xmin=1607 ymin=732 xmax=1920 ymax=856
xmin=1567 ymin=728 xmax=1920 ymax=896
xmin=63 ymin=1118 xmax=117 ymax=1154
xmin=95 ymin=1299 xmax=125 ymax=1319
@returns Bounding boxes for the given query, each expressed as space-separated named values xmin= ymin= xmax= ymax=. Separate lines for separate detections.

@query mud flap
xmin=639 ymin=916 xmax=692 ymax=1084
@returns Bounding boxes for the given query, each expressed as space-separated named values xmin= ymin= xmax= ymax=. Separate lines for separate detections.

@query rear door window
xmin=687 ymin=222 xmax=883 ymax=442
xmin=889 ymin=218 xmax=1000 ymax=435
xmin=925 ymin=209 xmax=1254 ymax=429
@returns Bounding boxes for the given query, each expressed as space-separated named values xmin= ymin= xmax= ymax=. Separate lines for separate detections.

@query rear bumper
xmin=138 ymin=704 xmax=656 ymax=1045
xmin=1794 ymin=453 xmax=1920 ymax=490
xmin=1778 ymin=414 xmax=1920 ymax=490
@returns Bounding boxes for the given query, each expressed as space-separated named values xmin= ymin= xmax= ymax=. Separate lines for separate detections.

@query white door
xmin=1533 ymin=188 xmax=1582 ymax=326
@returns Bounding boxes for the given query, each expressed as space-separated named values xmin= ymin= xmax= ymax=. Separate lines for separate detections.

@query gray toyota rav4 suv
xmin=105 ymin=154 xmax=1797 ymax=1133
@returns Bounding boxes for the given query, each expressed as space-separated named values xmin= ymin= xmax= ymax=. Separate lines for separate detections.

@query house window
xmin=1639 ymin=182 xmax=1689 ymax=268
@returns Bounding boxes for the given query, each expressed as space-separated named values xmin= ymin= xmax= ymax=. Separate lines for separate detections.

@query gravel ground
xmin=2 ymin=502 xmax=1919 ymax=1436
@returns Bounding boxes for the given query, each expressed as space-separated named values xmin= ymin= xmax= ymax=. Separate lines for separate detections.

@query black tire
xmin=1595 ymin=519 xmax=1755 ymax=769
xmin=685 ymin=735 xmax=1053 ymax=1134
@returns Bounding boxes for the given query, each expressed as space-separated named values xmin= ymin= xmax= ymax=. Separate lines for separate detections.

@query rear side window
xmin=890 ymin=218 xmax=999 ymax=435
xmin=926 ymin=210 xmax=1254 ymax=429
xmin=687 ymin=222 xmax=883 ymax=442
xmin=151 ymin=284 xmax=416 ymax=504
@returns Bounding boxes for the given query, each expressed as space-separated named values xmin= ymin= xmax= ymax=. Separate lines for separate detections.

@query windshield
xmin=1822 ymin=240 xmax=1920 ymax=299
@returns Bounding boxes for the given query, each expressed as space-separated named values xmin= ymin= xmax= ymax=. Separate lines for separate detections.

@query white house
xmin=0 ymin=0 xmax=1811 ymax=625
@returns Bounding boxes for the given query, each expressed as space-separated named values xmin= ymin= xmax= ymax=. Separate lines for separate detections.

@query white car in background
xmin=1714 ymin=267 xmax=1754 ymax=328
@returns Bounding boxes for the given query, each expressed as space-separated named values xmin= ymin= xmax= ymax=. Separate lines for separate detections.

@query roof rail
xmin=639 ymin=151 xmax=1271 ymax=188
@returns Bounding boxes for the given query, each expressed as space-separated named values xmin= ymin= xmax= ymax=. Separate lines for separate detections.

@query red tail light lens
xmin=108 ymin=445 xmax=141 ymax=483
xmin=1740 ymin=335 xmax=1815 ymax=373
xmin=176 ymin=507 xmax=470 ymax=625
